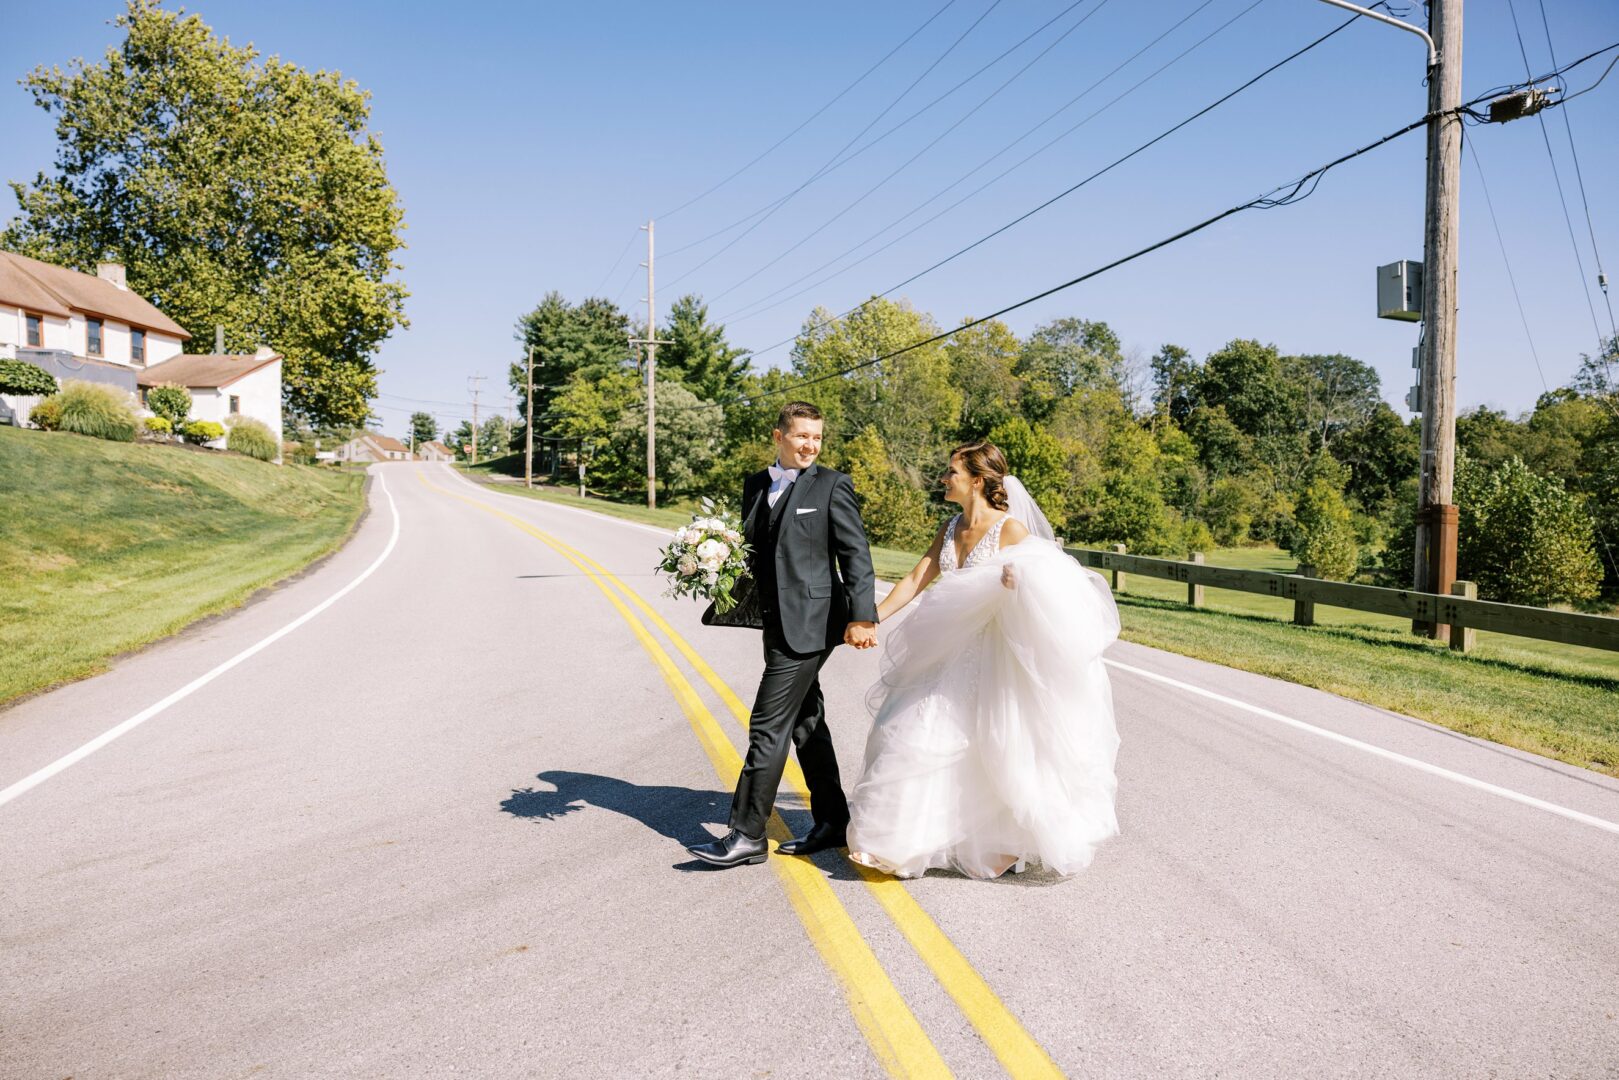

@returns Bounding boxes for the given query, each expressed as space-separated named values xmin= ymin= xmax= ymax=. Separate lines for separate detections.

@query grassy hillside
xmin=0 ymin=426 xmax=366 ymax=706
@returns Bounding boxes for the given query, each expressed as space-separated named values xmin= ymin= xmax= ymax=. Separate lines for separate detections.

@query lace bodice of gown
xmin=939 ymin=513 xmax=1007 ymax=573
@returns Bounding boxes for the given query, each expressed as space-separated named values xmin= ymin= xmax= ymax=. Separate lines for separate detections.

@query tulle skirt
xmin=847 ymin=539 xmax=1121 ymax=879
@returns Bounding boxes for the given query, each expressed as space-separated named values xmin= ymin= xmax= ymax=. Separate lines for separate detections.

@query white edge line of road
xmin=445 ymin=463 xmax=1619 ymax=840
xmin=0 ymin=471 xmax=403 ymax=811
xmin=1105 ymin=658 xmax=1619 ymax=836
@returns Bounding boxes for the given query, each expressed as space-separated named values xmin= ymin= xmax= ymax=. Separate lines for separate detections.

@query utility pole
xmin=1413 ymin=0 xmax=1463 ymax=641
xmin=524 ymin=345 xmax=535 ymax=489
xmin=629 ymin=220 xmax=670 ymax=509
xmin=468 ymin=374 xmax=485 ymax=466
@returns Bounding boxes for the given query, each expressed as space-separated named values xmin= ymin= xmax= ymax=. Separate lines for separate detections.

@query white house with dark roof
xmin=0 ymin=251 xmax=191 ymax=425
xmin=137 ymin=348 xmax=284 ymax=449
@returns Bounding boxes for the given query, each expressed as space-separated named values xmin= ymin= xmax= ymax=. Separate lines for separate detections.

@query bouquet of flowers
xmin=657 ymin=498 xmax=752 ymax=613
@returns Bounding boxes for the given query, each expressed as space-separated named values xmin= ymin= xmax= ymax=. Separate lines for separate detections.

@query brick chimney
xmin=96 ymin=262 xmax=127 ymax=290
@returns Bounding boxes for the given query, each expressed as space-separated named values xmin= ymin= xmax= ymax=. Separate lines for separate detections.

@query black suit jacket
xmin=743 ymin=463 xmax=878 ymax=654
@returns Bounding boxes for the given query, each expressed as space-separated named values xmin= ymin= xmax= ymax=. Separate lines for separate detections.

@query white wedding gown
xmin=847 ymin=514 xmax=1121 ymax=879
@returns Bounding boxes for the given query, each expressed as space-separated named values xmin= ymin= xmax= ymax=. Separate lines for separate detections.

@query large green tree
xmin=407 ymin=411 xmax=438 ymax=449
xmin=1016 ymin=317 xmax=1124 ymax=422
xmin=945 ymin=317 xmax=1022 ymax=439
xmin=2 ymin=1 xmax=407 ymax=426
xmin=657 ymin=294 xmax=750 ymax=404
xmin=791 ymin=298 xmax=960 ymax=482
xmin=513 ymin=292 xmax=632 ymax=440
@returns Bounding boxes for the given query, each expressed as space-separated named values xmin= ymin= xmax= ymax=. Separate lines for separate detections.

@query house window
xmin=86 ymin=318 xmax=103 ymax=357
xmin=25 ymin=313 xmax=44 ymax=347
xmin=131 ymin=329 xmax=145 ymax=363
xmin=229 ymin=394 xmax=240 ymax=414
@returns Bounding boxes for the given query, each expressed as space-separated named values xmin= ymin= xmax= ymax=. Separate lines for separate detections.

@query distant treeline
xmin=502 ymin=289 xmax=1619 ymax=608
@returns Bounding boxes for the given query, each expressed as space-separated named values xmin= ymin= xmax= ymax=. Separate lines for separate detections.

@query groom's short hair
xmin=774 ymin=401 xmax=823 ymax=432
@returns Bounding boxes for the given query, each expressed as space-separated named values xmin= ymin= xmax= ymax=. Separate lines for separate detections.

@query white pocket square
xmin=795 ymin=507 xmax=818 ymax=515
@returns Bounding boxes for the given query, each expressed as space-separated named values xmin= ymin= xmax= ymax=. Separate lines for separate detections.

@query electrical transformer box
xmin=1377 ymin=260 xmax=1423 ymax=321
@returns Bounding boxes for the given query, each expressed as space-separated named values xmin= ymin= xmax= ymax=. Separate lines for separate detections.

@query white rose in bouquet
xmin=658 ymin=503 xmax=753 ymax=613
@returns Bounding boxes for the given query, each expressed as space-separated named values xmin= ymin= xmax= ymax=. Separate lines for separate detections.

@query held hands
xmin=844 ymin=621 xmax=878 ymax=650
xmin=1001 ymin=564 xmax=1017 ymax=590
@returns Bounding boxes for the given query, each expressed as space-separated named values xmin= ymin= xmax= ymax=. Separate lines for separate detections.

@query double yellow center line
xmin=420 ymin=471 xmax=1062 ymax=1079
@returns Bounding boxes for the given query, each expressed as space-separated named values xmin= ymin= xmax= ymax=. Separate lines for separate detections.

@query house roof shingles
xmin=419 ymin=441 xmax=453 ymax=455
xmin=0 ymin=251 xmax=191 ymax=338
xmin=138 ymin=353 xmax=281 ymax=389
xmin=368 ymin=435 xmax=411 ymax=455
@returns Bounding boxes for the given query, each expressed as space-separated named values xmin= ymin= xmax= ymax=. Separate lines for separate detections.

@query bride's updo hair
xmin=951 ymin=441 xmax=1010 ymax=510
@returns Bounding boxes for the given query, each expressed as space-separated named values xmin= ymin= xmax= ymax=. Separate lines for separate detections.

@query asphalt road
xmin=3 ymin=461 xmax=1617 ymax=1079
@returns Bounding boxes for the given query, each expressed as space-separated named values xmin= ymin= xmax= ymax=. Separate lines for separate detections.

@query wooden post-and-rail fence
xmin=1067 ymin=546 xmax=1619 ymax=655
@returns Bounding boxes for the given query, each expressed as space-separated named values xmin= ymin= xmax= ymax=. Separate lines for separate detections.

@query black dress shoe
xmin=777 ymin=821 xmax=848 ymax=856
xmin=686 ymin=829 xmax=768 ymax=868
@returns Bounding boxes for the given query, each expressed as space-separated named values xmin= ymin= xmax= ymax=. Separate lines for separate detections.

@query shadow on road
xmin=501 ymin=770 xmax=728 ymax=847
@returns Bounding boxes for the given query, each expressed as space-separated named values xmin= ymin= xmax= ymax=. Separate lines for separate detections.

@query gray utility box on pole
xmin=1377 ymin=260 xmax=1424 ymax=321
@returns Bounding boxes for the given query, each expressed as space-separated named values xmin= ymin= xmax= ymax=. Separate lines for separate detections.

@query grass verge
xmin=459 ymin=465 xmax=1618 ymax=774
xmin=0 ymin=426 xmax=367 ymax=707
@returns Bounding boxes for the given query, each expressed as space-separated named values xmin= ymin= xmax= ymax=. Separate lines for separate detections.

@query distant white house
xmin=416 ymin=440 xmax=455 ymax=462
xmin=137 ymin=348 xmax=284 ymax=451
xmin=0 ymin=252 xmax=189 ymax=425
xmin=334 ymin=433 xmax=414 ymax=463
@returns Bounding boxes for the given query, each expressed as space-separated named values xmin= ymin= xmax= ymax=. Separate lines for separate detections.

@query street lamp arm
xmin=1315 ymin=0 xmax=1437 ymax=67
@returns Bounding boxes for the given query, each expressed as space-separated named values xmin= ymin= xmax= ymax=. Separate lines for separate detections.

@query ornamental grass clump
xmin=226 ymin=417 xmax=277 ymax=461
xmin=54 ymin=380 xmax=139 ymax=442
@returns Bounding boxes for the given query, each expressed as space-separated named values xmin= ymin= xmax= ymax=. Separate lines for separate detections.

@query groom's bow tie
xmin=768 ymin=464 xmax=799 ymax=483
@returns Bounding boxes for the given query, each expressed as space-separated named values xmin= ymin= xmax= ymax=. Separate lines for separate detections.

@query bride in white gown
xmin=846 ymin=441 xmax=1121 ymax=880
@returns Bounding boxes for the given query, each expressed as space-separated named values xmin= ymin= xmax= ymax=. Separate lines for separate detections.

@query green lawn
xmin=0 ymin=426 xmax=367 ymax=706
xmin=456 ymin=465 xmax=1619 ymax=775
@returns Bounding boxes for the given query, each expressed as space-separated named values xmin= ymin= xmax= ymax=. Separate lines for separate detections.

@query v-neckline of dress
xmin=947 ymin=513 xmax=1005 ymax=572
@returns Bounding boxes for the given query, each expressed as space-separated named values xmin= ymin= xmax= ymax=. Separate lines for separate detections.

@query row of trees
xmin=504 ymin=287 xmax=1616 ymax=608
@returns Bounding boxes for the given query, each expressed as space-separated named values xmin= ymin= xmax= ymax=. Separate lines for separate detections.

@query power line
xmin=1505 ymin=0 xmax=1606 ymax=352
xmin=701 ymin=0 xmax=1117 ymax=307
xmin=659 ymin=0 xmax=1086 ymax=264
xmin=716 ymin=0 xmax=1254 ymax=328
xmin=1533 ymin=0 xmax=1617 ymax=341
xmin=1464 ymin=133 xmax=1549 ymax=393
xmin=724 ymin=0 xmax=1360 ymax=362
xmin=657 ymin=0 xmax=1010 ymax=270
xmin=593 ymin=231 xmax=641 ymax=297
xmin=636 ymin=107 xmax=1435 ymax=418
xmin=654 ymin=0 xmax=960 ymax=221
xmin=633 ymin=43 xmax=1619 ymax=420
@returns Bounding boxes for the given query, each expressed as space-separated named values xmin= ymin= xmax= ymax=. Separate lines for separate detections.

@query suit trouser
xmin=727 ymin=622 xmax=850 ymax=839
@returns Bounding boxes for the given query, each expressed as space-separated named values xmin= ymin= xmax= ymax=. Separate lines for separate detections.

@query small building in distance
xmin=333 ymin=433 xmax=415 ymax=463
xmin=416 ymin=440 xmax=455 ymax=462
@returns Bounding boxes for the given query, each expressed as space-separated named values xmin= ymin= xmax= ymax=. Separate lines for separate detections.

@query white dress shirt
xmin=767 ymin=462 xmax=799 ymax=508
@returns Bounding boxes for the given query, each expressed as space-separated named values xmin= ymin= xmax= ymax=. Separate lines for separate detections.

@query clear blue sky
xmin=3 ymin=0 xmax=1617 ymax=438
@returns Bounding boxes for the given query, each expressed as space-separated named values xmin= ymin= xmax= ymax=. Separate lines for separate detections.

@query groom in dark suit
xmin=687 ymin=401 xmax=878 ymax=868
